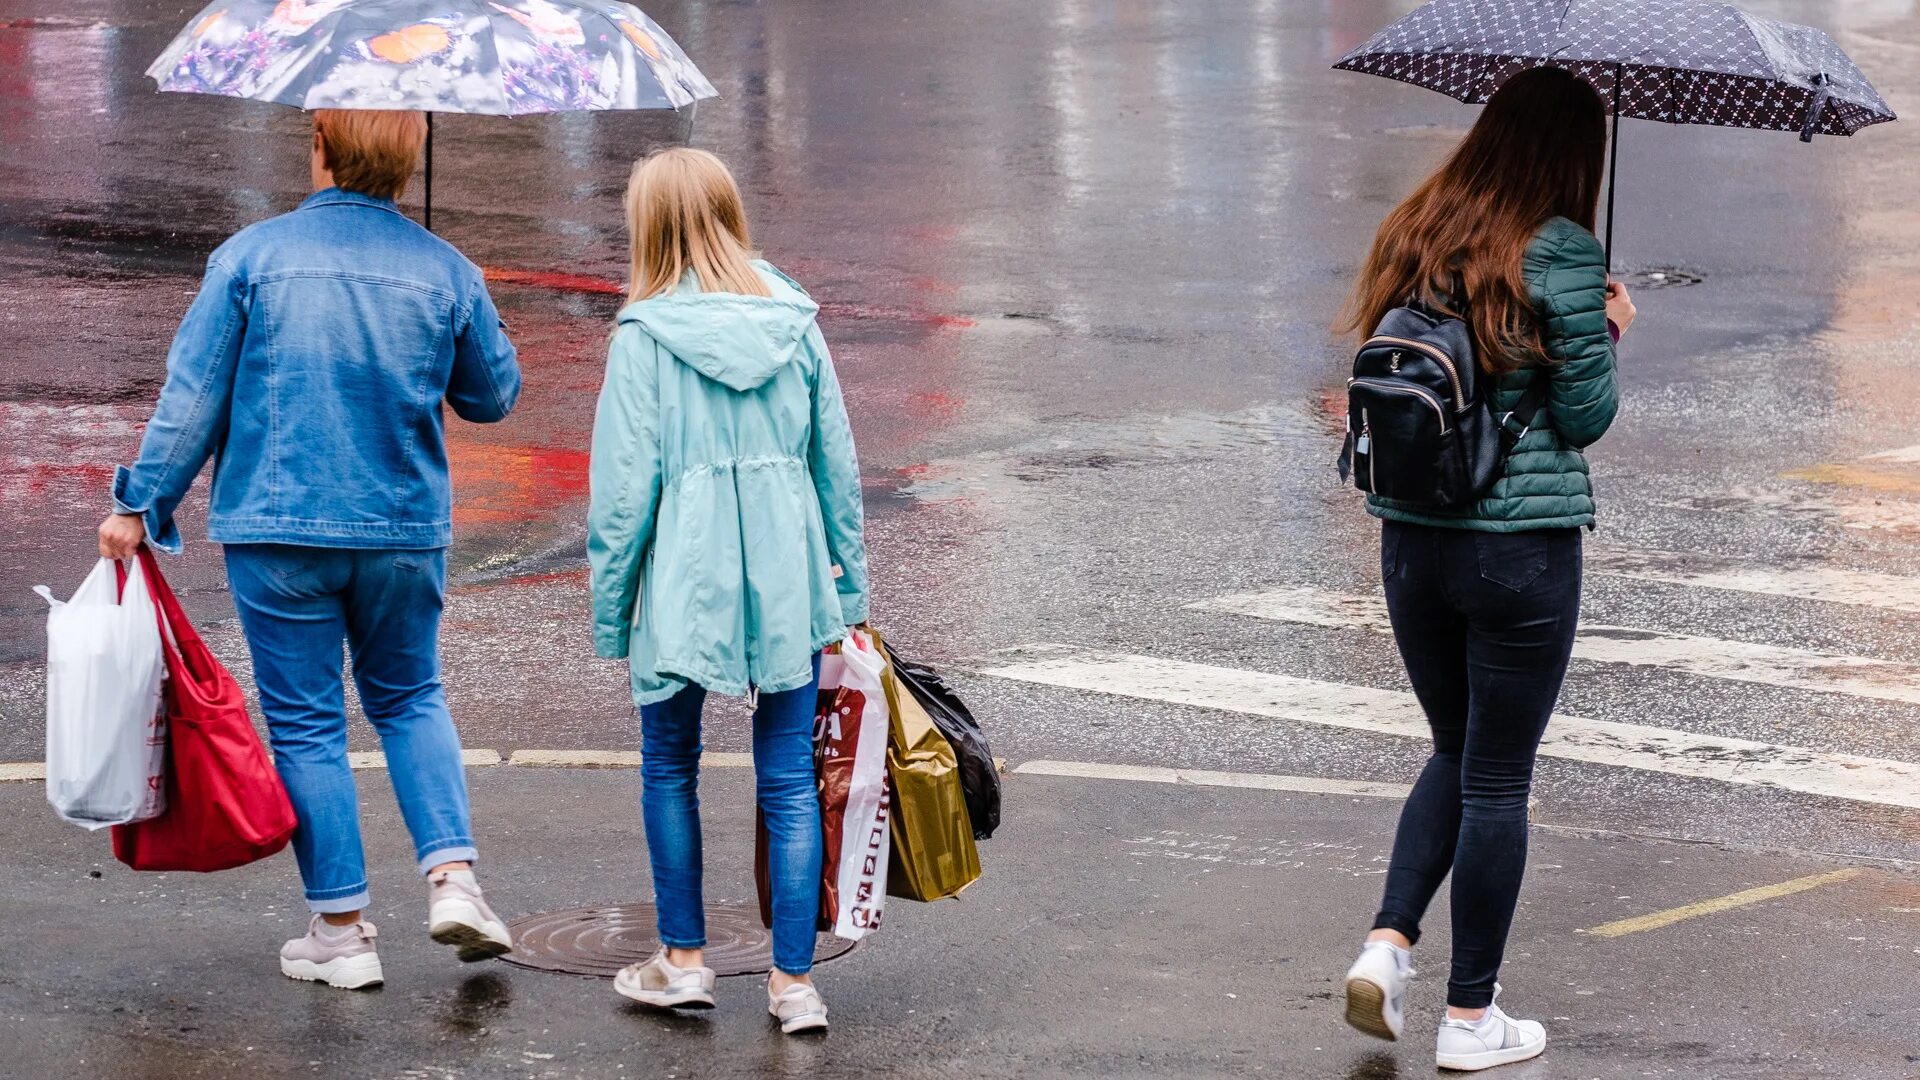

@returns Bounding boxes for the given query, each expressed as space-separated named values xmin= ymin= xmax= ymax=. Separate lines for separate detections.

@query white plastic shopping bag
xmin=818 ymin=629 xmax=893 ymax=939
xmin=36 ymin=557 xmax=168 ymax=829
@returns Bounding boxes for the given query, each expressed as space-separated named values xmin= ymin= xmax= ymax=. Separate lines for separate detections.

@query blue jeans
xmin=640 ymin=655 xmax=823 ymax=975
xmin=225 ymin=544 xmax=478 ymax=914
xmin=1372 ymin=522 xmax=1582 ymax=1008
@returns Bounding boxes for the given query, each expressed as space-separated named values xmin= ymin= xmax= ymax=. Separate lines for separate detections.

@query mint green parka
xmin=1367 ymin=216 xmax=1620 ymax=532
xmin=588 ymin=262 xmax=870 ymax=706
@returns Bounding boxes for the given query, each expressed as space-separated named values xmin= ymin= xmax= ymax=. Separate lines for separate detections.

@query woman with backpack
xmin=587 ymin=148 xmax=870 ymax=1035
xmin=1334 ymin=68 xmax=1632 ymax=1072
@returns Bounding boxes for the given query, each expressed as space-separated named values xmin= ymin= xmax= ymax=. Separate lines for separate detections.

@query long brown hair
xmin=1339 ymin=67 xmax=1607 ymax=374
xmin=625 ymin=148 xmax=772 ymax=302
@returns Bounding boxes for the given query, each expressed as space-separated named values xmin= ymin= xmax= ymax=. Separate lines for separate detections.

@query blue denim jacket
xmin=114 ymin=189 xmax=520 ymax=553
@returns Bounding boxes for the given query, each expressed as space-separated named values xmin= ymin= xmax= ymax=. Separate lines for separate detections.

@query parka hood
xmin=616 ymin=262 xmax=820 ymax=391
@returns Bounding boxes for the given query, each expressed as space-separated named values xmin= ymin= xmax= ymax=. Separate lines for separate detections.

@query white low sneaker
xmin=768 ymin=980 xmax=829 ymax=1034
xmin=280 ymin=916 xmax=384 ymax=990
xmin=427 ymin=869 xmax=514 ymax=962
xmin=1435 ymin=990 xmax=1546 ymax=1072
xmin=1343 ymin=940 xmax=1413 ymax=1040
xmin=614 ymin=951 xmax=717 ymax=1010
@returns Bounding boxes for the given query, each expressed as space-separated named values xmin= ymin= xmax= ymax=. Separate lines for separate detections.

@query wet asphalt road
xmin=6 ymin=0 xmax=1920 ymax=1077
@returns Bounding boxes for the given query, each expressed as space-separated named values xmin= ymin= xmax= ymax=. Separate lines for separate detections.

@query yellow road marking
xmin=1781 ymin=462 xmax=1920 ymax=494
xmin=1582 ymin=868 xmax=1866 ymax=938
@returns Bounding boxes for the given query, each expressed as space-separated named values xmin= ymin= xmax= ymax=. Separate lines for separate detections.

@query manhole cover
xmin=1615 ymin=267 xmax=1702 ymax=289
xmin=501 ymin=902 xmax=856 ymax=979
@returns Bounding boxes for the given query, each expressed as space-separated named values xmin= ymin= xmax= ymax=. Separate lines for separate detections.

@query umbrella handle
xmin=1800 ymin=73 xmax=1831 ymax=143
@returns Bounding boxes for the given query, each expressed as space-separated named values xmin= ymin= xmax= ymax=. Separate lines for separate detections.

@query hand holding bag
xmin=110 ymin=545 xmax=296 ymax=872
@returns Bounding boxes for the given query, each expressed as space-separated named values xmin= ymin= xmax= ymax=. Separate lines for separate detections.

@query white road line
xmin=506 ymin=750 xmax=753 ymax=769
xmin=1590 ymin=549 xmax=1920 ymax=615
xmin=1194 ymin=585 xmax=1920 ymax=707
xmin=346 ymin=749 xmax=502 ymax=770
xmin=1015 ymin=759 xmax=1410 ymax=798
xmin=1864 ymin=444 xmax=1920 ymax=464
xmin=509 ymin=749 xmax=642 ymax=768
xmin=975 ymin=645 xmax=1920 ymax=810
xmin=0 ymin=749 xmax=761 ymax=785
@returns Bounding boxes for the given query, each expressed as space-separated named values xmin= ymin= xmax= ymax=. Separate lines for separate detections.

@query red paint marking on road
xmin=451 ymin=566 xmax=590 ymax=594
xmin=906 ymin=391 xmax=965 ymax=422
xmin=16 ymin=461 xmax=113 ymax=497
xmin=484 ymin=267 xmax=625 ymax=295
xmin=450 ymin=441 xmax=590 ymax=526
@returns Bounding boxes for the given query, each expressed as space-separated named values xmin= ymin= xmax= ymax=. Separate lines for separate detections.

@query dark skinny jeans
xmin=1371 ymin=520 xmax=1581 ymax=1009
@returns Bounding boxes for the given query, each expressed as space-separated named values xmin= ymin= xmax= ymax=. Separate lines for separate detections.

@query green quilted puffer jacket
xmin=1367 ymin=216 xmax=1619 ymax=532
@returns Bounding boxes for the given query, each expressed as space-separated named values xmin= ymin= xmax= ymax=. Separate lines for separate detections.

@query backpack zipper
xmin=1363 ymin=408 xmax=1376 ymax=491
xmin=1349 ymin=377 xmax=1449 ymax=434
xmin=1363 ymin=335 xmax=1466 ymax=411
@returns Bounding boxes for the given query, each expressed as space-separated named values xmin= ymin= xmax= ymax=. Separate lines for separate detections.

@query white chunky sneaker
xmin=280 ymin=916 xmax=384 ymax=990
xmin=1435 ymin=990 xmax=1546 ymax=1072
xmin=427 ymin=869 xmax=514 ymax=962
xmin=768 ymin=980 xmax=829 ymax=1034
xmin=614 ymin=950 xmax=717 ymax=1010
xmin=1343 ymin=940 xmax=1413 ymax=1040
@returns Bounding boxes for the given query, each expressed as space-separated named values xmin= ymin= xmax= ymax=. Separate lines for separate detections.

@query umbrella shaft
xmin=1604 ymin=65 xmax=1620 ymax=276
xmin=424 ymin=112 xmax=434 ymax=233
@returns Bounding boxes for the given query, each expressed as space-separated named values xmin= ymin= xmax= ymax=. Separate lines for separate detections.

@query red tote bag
xmin=111 ymin=546 xmax=297 ymax=872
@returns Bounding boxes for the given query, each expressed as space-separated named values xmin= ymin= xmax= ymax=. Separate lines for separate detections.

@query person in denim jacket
xmin=99 ymin=110 xmax=521 ymax=991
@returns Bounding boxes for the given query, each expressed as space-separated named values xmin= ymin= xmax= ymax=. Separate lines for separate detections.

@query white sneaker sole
xmin=1343 ymin=975 xmax=1400 ymax=1041
xmin=1436 ymin=1036 xmax=1547 ymax=1072
xmin=281 ymin=951 xmax=384 ymax=990
xmin=429 ymin=898 xmax=514 ymax=963
xmin=774 ymin=1009 xmax=828 ymax=1035
xmin=614 ymin=976 xmax=716 ymax=1010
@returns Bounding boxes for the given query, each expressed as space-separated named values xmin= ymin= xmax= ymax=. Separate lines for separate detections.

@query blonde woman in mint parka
xmin=586 ymin=148 xmax=870 ymax=1035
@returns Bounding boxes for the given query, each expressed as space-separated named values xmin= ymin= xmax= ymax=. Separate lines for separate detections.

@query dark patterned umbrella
xmin=147 ymin=0 xmax=717 ymax=227
xmin=1335 ymin=0 xmax=1896 ymax=263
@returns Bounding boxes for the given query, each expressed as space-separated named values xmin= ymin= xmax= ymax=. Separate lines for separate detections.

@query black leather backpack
xmin=1337 ymin=291 xmax=1546 ymax=508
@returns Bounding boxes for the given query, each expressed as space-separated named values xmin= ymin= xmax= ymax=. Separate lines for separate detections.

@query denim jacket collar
xmin=300 ymin=187 xmax=407 ymax=217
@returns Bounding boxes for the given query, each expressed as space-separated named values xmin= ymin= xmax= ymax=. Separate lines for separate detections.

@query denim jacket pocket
xmin=1475 ymin=531 xmax=1551 ymax=592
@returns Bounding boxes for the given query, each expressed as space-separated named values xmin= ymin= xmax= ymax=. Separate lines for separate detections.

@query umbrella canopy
xmin=1335 ymin=0 xmax=1894 ymax=140
xmin=146 ymin=0 xmax=715 ymax=115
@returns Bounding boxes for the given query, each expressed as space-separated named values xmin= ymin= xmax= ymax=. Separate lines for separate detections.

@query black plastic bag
xmin=879 ymin=643 xmax=1000 ymax=840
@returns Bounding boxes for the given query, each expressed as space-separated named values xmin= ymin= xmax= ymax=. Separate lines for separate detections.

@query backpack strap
xmin=1497 ymin=371 xmax=1551 ymax=448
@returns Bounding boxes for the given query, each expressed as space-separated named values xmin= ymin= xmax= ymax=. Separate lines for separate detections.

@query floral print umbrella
xmin=147 ymin=0 xmax=715 ymax=114
xmin=1334 ymin=0 xmax=1896 ymax=263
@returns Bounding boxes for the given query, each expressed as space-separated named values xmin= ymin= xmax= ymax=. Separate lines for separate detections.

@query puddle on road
xmin=897 ymin=403 xmax=1319 ymax=503
xmin=1121 ymin=829 xmax=1386 ymax=877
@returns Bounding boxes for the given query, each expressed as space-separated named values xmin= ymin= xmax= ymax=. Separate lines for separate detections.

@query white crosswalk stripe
xmin=975 ymin=646 xmax=1920 ymax=810
xmin=1191 ymin=585 xmax=1920 ymax=707
xmin=1589 ymin=548 xmax=1920 ymax=615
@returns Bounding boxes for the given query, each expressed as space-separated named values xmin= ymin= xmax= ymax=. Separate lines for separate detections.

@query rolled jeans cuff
xmin=1371 ymin=911 xmax=1422 ymax=948
xmin=307 ymin=887 xmax=372 ymax=915
xmin=418 ymin=842 xmax=478 ymax=875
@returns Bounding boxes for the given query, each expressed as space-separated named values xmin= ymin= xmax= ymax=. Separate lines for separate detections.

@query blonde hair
xmin=625 ymin=148 xmax=771 ymax=302
xmin=313 ymin=109 xmax=426 ymax=201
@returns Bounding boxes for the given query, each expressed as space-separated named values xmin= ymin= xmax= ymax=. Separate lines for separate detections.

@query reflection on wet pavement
xmin=5 ymin=0 xmax=1920 ymax=885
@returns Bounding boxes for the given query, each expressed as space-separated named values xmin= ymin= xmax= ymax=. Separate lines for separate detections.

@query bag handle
xmin=117 ymin=546 xmax=186 ymax=663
